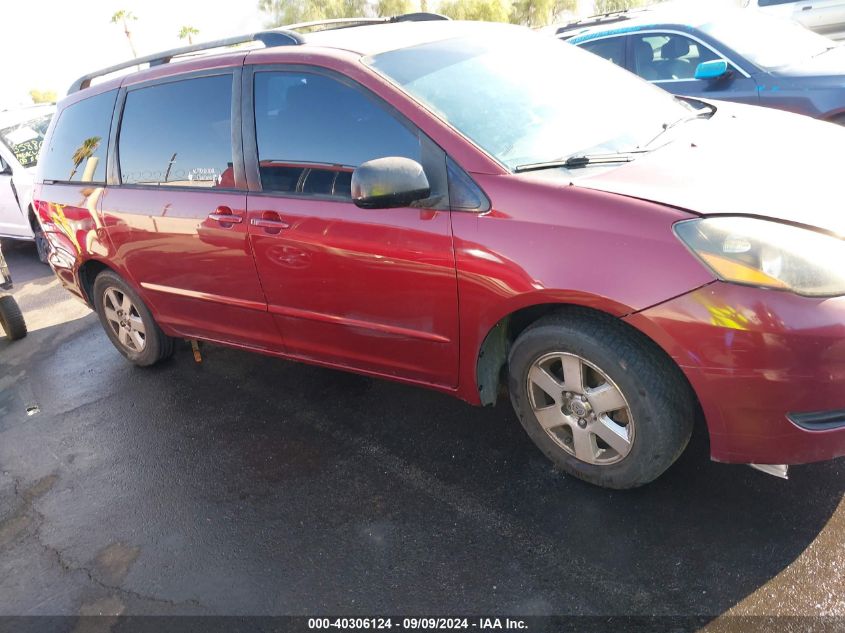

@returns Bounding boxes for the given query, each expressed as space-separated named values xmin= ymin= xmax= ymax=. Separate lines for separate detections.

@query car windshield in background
xmin=365 ymin=28 xmax=690 ymax=170
xmin=700 ymin=13 xmax=834 ymax=69
xmin=0 ymin=115 xmax=51 ymax=168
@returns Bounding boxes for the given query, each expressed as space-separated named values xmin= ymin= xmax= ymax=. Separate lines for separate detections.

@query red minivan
xmin=34 ymin=18 xmax=845 ymax=488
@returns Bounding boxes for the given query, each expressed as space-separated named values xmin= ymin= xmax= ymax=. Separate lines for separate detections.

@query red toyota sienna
xmin=34 ymin=18 xmax=845 ymax=489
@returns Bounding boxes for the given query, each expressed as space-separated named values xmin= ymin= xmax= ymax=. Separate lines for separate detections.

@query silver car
xmin=0 ymin=104 xmax=54 ymax=262
xmin=745 ymin=0 xmax=845 ymax=40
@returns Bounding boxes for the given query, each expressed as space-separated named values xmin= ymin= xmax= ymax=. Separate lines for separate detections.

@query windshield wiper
xmin=644 ymin=98 xmax=716 ymax=148
xmin=813 ymin=45 xmax=838 ymax=58
xmin=515 ymin=150 xmax=649 ymax=173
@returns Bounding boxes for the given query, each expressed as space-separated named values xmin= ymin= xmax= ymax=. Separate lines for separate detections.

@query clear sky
xmin=2 ymin=0 xmax=267 ymax=108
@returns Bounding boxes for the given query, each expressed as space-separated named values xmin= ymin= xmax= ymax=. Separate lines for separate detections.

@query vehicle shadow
xmin=2 ymin=318 xmax=842 ymax=618
xmin=0 ymin=239 xmax=52 ymax=286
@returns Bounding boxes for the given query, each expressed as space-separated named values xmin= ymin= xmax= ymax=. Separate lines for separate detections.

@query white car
xmin=0 ymin=104 xmax=54 ymax=262
xmin=745 ymin=0 xmax=845 ymax=39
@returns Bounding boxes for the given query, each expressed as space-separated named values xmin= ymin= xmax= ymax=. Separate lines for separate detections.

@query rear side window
xmin=119 ymin=75 xmax=233 ymax=188
xmin=253 ymin=71 xmax=420 ymax=197
xmin=40 ymin=90 xmax=116 ymax=183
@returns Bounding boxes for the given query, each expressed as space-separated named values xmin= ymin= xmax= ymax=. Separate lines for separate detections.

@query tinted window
xmin=119 ymin=75 xmax=233 ymax=188
xmin=632 ymin=33 xmax=719 ymax=81
xmin=254 ymin=71 xmax=420 ymax=197
xmin=579 ymin=37 xmax=626 ymax=68
xmin=758 ymin=0 xmax=797 ymax=6
xmin=40 ymin=90 xmax=116 ymax=183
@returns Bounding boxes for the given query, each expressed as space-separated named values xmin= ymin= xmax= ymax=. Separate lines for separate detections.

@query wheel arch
xmin=474 ymin=301 xmax=703 ymax=426
xmin=823 ymin=109 xmax=845 ymax=125
xmin=77 ymin=259 xmax=118 ymax=307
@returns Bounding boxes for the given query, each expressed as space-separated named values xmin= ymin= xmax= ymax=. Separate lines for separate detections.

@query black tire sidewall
xmin=508 ymin=319 xmax=693 ymax=489
xmin=34 ymin=229 xmax=50 ymax=264
xmin=0 ymin=295 xmax=27 ymax=340
xmin=93 ymin=271 xmax=163 ymax=366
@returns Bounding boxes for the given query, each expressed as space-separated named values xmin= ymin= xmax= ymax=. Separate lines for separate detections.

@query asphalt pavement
xmin=0 ymin=239 xmax=843 ymax=624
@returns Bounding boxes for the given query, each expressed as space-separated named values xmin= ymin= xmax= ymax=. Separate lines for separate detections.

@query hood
xmin=773 ymin=44 xmax=845 ymax=79
xmin=574 ymin=102 xmax=845 ymax=237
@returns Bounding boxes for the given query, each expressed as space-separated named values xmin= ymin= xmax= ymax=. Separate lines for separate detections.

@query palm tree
xmin=178 ymin=26 xmax=199 ymax=45
xmin=111 ymin=10 xmax=138 ymax=58
xmin=69 ymin=137 xmax=101 ymax=181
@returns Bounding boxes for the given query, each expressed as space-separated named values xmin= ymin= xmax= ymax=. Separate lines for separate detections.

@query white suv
xmin=745 ymin=0 xmax=845 ymax=39
xmin=0 ymin=104 xmax=54 ymax=262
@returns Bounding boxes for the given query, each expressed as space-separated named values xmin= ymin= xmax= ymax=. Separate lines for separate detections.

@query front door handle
xmin=208 ymin=206 xmax=243 ymax=224
xmin=802 ymin=5 xmax=813 ymax=9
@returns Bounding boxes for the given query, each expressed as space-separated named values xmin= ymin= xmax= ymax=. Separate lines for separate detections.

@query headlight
xmin=674 ymin=217 xmax=845 ymax=297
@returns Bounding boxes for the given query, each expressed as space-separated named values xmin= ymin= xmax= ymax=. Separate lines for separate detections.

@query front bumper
xmin=625 ymin=282 xmax=845 ymax=465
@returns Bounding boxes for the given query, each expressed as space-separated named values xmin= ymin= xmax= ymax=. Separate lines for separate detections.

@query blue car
xmin=558 ymin=6 xmax=845 ymax=124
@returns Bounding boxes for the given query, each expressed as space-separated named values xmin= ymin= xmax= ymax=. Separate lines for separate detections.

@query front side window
xmin=119 ymin=75 xmax=233 ymax=188
xmin=0 ymin=114 xmax=52 ymax=169
xmin=40 ymin=91 xmax=116 ymax=183
xmin=579 ymin=37 xmax=626 ymax=69
xmin=632 ymin=33 xmax=720 ymax=81
xmin=367 ymin=25 xmax=690 ymax=170
xmin=254 ymin=71 xmax=421 ymax=197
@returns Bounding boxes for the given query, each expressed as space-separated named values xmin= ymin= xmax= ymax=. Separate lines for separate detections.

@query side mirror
xmin=0 ymin=161 xmax=12 ymax=176
xmin=695 ymin=59 xmax=730 ymax=81
xmin=352 ymin=157 xmax=430 ymax=209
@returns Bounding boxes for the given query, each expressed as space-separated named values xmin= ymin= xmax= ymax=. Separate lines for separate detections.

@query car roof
xmin=69 ymin=19 xmax=522 ymax=96
xmin=302 ymin=20 xmax=519 ymax=56
xmin=558 ymin=4 xmax=741 ymax=41
xmin=0 ymin=104 xmax=55 ymax=129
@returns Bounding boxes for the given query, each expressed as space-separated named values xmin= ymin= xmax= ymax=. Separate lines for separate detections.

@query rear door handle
xmin=802 ymin=5 xmax=813 ymax=9
xmin=208 ymin=207 xmax=243 ymax=224
xmin=250 ymin=216 xmax=290 ymax=230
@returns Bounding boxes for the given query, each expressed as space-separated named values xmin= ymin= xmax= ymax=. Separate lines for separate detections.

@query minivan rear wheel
xmin=508 ymin=311 xmax=695 ymax=489
xmin=93 ymin=270 xmax=174 ymax=366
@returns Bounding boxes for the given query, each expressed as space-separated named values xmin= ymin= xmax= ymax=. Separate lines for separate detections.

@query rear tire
xmin=34 ymin=228 xmax=50 ymax=264
xmin=0 ymin=295 xmax=28 ymax=340
xmin=508 ymin=310 xmax=695 ymax=489
xmin=92 ymin=270 xmax=174 ymax=366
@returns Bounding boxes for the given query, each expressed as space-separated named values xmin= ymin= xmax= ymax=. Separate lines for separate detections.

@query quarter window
xmin=119 ymin=75 xmax=233 ymax=188
xmin=40 ymin=90 xmax=116 ymax=183
xmin=253 ymin=71 xmax=421 ymax=197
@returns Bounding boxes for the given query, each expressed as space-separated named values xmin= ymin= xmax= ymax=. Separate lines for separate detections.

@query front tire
xmin=92 ymin=270 xmax=174 ymax=366
xmin=34 ymin=227 xmax=50 ymax=264
xmin=0 ymin=295 xmax=28 ymax=340
xmin=508 ymin=310 xmax=695 ymax=489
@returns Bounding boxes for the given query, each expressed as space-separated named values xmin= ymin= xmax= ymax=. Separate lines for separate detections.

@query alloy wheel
xmin=102 ymin=287 xmax=146 ymax=352
xmin=526 ymin=352 xmax=634 ymax=465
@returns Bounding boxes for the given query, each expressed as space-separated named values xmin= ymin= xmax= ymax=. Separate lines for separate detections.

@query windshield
xmin=700 ymin=12 xmax=833 ymax=69
xmin=365 ymin=27 xmax=690 ymax=170
xmin=0 ymin=114 xmax=52 ymax=168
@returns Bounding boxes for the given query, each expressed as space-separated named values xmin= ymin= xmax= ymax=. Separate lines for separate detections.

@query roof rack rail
xmin=68 ymin=29 xmax=304 ymax=94
xmin=284 ymin=12 xmax=449 ymax=32
xmin=67 ymin=12 xmax=449 ymax=95
xmin=555 ymin=10 xmax=635 ymax=36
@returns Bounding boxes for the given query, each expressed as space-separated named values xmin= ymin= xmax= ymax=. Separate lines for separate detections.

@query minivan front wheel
xmin=508 ymin=311 xmax=695 ymax=489
xmin=93 ymin=270 xmax=174 ymax=366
